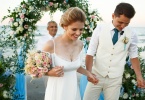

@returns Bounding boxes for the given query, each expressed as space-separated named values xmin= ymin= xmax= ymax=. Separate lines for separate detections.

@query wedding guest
xmin=84 ymin=2 xmax=145 ymax=100
xmin=36 ymin=21 xmax=58 ymax=50
xmin=43 ymin=7 xmax=98 ymax=100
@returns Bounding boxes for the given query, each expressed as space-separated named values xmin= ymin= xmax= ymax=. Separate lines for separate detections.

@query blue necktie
xmin=112 ymin=28 xmax=119 ymax=45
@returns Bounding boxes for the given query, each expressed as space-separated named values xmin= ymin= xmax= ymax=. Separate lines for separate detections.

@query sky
xmin=0 ymin=0 xmax=144 ymax=27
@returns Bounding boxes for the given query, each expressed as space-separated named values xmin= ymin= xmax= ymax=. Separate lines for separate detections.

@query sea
xmin=0 ymin=26 xmax=145 ymax=47
xmin=35 ymin=26 xmax=145 ymax=47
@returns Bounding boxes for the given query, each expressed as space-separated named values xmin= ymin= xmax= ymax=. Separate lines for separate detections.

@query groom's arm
xmin=130 ymin=57 xmax=145 ymax=88
xmin=85 ymin=55 xmax=98 ymax=83
xmin=85 ymin=55 xmax=93 ymax=72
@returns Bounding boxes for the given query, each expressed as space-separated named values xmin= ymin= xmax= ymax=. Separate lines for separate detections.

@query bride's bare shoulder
xmin=77 ymin=40 xmax=83 ymax=49
xmin=42 ymin=40 xmax=54 ymax=53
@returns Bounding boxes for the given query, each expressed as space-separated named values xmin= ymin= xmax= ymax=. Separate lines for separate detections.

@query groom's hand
xmin=87 ymin=73 xmax=99 ymax=85
xmin=136 ymin=76 xmax=145 ymax=88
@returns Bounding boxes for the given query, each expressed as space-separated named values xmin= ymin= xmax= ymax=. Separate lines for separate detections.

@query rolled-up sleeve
xmin=87 ymin=25 xmax=100 ymax=56
xmin=128 ymin=31 xmax=138 ymax=58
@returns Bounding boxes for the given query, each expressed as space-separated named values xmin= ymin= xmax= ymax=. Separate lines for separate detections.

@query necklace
xmin=68 ymin=48 xmax=75 ymax=62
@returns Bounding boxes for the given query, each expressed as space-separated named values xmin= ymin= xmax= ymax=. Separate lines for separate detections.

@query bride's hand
xmin=47 ymin=66 xmax=64 ymax=77
xmin=87 ymin=73 xmax=99 ymax=85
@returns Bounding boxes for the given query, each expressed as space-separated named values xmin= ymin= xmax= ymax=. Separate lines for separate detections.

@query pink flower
xmin=22 ymin=4 xmax=26 ymax=8
xmin=86 ymin=37 xmax=91 ymax=41
xmin=9 ymin=18 xmax=14 ymax=22
xmin=0 ymin=83 xmax=3 ymax=87
xmin=63 ymin=1 xmax=67 ymax=4
xmin=37 ymin=73 xmax=43 ymax=78
xmin=24 ymin=34 xmax=28 ymax=37
xmin=49 ymin=2 xmax=53 ymax=6
xmin=31 ymin=67 xmax=37 ymax=72
xmin=43 ymin=68 xmax=48 ymax=72
xmin=24 ymin=25 xmax=29 ymax=29
xmin=43 ymin=62 xmax=47 ymax=65
xmin=37 ymin=68 xmax=43 ymax=73
xmin=25 ymin=50 xmax=52 ymax=79
xmin=90 ymin=15 xmax=96 ymax=19
xmin=87 ymin=25 xmax=90 ymax=29
xmin=10 ymin=31 xmax=15 ymax=34
xmin=20 ymin=14 xmax=25 ymax=19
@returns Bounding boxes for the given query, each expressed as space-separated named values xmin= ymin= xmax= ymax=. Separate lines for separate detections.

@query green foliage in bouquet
xmin=119 ymin=47 xmax=145 ymax=100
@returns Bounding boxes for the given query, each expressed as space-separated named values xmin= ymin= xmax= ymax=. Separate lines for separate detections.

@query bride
xmin=42 ymin=7 xmax=98 ymax=100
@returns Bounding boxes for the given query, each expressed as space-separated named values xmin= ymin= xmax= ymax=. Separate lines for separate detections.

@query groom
xmin=84 ymin=2 xmax=145 ymax=100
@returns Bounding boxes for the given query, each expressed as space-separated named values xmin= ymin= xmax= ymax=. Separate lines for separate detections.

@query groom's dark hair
xmin=114 ymin=2 xmax=136 ymax=18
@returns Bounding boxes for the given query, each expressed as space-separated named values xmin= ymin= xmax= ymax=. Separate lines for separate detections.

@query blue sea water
xmin=35 ymin=26 xmax=145 ymax=47
xmin=0 ymin=26 xmax=145 ymax=47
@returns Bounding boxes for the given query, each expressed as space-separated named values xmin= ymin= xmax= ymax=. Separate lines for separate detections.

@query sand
xmin=26 ymin=73 xmax=82 ymax=100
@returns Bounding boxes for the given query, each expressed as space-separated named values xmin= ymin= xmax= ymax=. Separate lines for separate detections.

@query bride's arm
xmin=77 ymin=67 xmax=98 ymax=85
xmin=42 ymin=40 xmax=54 ymax=53
xmin=42 ymin=40 xmax=64 ymax=77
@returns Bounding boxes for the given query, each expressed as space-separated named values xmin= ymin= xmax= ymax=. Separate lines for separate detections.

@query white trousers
xmin=83 ymin=71 xmax=122 ymax=100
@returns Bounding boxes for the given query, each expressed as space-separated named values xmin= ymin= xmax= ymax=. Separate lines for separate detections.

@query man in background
xmin=36 ymin=21 xmax=59 ymax=87
xmin=37 ymin=21 xmax=58 ymax=50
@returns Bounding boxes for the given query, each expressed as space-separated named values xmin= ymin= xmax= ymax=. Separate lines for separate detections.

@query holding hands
xmin=87 ymin=72 xmax=99 ymax=85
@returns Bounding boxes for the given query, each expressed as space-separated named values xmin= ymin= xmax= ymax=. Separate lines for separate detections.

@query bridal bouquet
xmin=25 ymin=50 xmax=52 ymax=78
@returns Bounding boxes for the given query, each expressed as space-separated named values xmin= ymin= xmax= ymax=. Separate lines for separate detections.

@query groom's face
xmin=112 ymin=14 xmax=130 ymax=31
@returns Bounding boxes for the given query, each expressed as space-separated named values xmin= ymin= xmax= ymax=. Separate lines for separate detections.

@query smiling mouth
xmin=74 ymin=35 xmax=79 ymax=38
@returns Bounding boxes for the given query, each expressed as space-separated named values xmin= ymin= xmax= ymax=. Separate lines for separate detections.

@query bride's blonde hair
xmin=60 ymin=7 xmax=86 ymax=27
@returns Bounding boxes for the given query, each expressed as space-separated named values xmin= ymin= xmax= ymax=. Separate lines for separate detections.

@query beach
xmin=27 ymin=75 xmax=45 ymax=100
xmin=26 ymin=73 xmax=82 ymax=100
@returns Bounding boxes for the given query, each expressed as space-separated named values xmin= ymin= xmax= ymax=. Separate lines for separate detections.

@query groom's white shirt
xmin=87 ymin=22 xmax=138 ymax=78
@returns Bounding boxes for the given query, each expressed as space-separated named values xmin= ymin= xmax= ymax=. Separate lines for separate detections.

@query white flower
xmin=131 ymin=79 xmax=137 ymax=85
xmin=21 ymin=19 xmax=24 ymax=22
xmin=14 ymin=22 xmax=18 ymax=27
xmin=125 ymin=73 xmax=130 ymax=79
xmin=25 ymin=18 xmax=28 ymax=21
xmin=122 ymin=36 xmax=129 ymax=44
xmin=136 ymin=93 xmax=139 ymax=97
xmin=10 ymin=66 xmax=17 ymax=71
xmin=88 ymin=9 xmax=93 ymax=13
xmin=19 ymin=21 xmax=23 ymax=26
xmin=29 ymin=6 xmax=34 ymax=11
xmin=85 ymin=20 xmax=89 ymax=25
xmin=17 ymin=8 xmax=21 ymax=12
xmin=3 ymin=90 xmax=9 ymax=98
xmin=85 ymin=27 xmax=87 ymax=29
xmin=123 ymin=93 xmax=128 ymax=99
xmin=54 ymin=3 xmax=58 ymax=8
xmin=28 ymin=28 xmax=32 ymax=32
xmin=140 ymin=52 xmax=145 ymax=59
xmin=17 ymin=26 xmax=24 ymax=32
xmin=16 ymin=29 xmax=20 ymax=33
xmin=93 ymin=17 xmax=97 ymax=22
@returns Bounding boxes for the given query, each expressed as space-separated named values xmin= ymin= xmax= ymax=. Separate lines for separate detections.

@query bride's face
xmin=64 ymin=21 xmax=84 ymax=40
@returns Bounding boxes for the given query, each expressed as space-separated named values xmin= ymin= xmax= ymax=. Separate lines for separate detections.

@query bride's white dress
xmin=44 ymin=41 xmax=83 ymax=100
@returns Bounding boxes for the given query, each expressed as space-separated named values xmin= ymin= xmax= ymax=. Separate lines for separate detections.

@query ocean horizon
xmin=35 ymin=26 xmax=145 ymax=47
xmin=0 ymin=26 xmax=145 ymax=47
